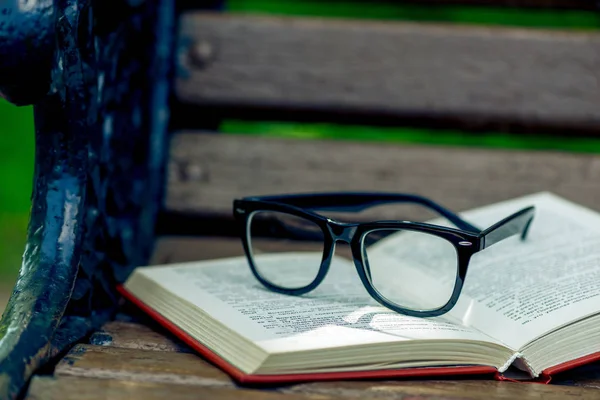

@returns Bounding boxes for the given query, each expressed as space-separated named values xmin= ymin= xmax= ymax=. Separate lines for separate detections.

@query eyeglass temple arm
xmin=480 ymin=207 xmax=535 ymax=250
xmin=251 ymin=193 xmax=481 ymax=233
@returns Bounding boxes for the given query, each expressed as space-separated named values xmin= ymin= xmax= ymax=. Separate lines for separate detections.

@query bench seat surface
xmin=24 ymin=237 xmax=600 ymax=400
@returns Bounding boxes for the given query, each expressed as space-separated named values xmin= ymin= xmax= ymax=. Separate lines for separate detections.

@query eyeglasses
xmin=233 ymin=192 xmax=534 ymax=317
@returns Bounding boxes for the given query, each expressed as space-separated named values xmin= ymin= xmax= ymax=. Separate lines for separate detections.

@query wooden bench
xmin=1 ymin=0 xmax=600 ymax=398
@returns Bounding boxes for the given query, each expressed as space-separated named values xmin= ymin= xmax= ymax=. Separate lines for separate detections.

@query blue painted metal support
xmin=0 ymin=0 xmax=175 ymax=398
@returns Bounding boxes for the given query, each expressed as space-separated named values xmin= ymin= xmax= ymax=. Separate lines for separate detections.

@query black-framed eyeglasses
xmin=233 ymin=192 xmax=534 ymax=318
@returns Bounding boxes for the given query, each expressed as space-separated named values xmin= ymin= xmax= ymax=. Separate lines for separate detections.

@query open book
xmin=120 ymin=192 xmax=600 ymax=384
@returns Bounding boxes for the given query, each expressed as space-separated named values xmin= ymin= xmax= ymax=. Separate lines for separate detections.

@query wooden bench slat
xmin=89 ymin=321 xmax=191 ymax=353
xmin=164 ymin=132 xmax=600 ymax=231
xmin=55 ymin=345 xmax=234 ymax=386
xmin=177 ymin=14 xmax=600 ymax=134
xmin=25 ymin=376 xmax=339 ymax=400
xmin=52 ymin=342 xmax=600 ymax=399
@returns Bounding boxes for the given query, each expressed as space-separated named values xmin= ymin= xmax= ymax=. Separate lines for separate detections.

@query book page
xmin=367 ymin=192 xmax=600 ymax=350
xmin=140 ymin=253 xmax=499 ymax=352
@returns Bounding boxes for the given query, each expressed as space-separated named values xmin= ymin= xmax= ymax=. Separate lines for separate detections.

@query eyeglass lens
xmin=248 ymin=210 xmax=325 ymax=289
xmin=363 ymin=229 xmax=458 ymax=311
xmin=247 ymin=210 xmax=459 ymax=312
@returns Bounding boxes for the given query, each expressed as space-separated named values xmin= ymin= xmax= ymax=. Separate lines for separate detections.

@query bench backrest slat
xmin=177 ymin=14 xmax=600 ymax=135
xmin=161 ymin=132 xmax=600 ymax=235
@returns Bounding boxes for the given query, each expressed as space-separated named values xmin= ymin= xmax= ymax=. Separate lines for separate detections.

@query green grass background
xmin=0 ymin=102 xmax=34 ymax=285
xmin=228 ymin=0 xmax=600 ymax=29
xmin=1 ymin=1 xmax=600 ymax=283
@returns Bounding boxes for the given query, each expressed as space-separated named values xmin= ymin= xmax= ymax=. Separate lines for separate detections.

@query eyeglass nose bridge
xmin=327 ymin=220 xmax=358 ymax=243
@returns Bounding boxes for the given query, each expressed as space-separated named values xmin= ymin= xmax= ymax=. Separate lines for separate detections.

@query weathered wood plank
xmin=177 ymin=14 xmax=600 ymax=134
xmin=547 ymin=363 xmax=600 ymax=389
xmin=164 ymin=133 xmax=600 ymax=230
xmin=52 ymin=344 xmax=600 ymax=399
xmin=89 ymin=321 xmax=191 ymax=353
xmin=25 ymin=376 xmax=337 ymax=400
xmin=55 ymin=345 xmax=233 ymax=386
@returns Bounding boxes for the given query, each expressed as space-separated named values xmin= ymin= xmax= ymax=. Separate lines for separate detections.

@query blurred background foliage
xmin=0 ymin=102 xmax=34 ymax=287
xmin=1 ymin=0 xmax=599 ymax=286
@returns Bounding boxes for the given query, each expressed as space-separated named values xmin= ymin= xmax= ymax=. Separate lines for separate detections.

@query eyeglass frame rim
xmin=233 ymin=192 xmax=533 ymax=318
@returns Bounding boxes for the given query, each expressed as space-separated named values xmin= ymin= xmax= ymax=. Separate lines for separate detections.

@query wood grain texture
xmin=89 ymin=321 xmax=191 ymax=353
xmin=25 ymin=376 xmax=338 ymax=400
xmin=177 ymin=14 xmax=600 ymax=133
xmin=51 ymin=343 xmax=600 ymax=399
xmin=55 ymin=345 xmax=234 ymax=386
xmin=165 ymin=133 xmax=600 ymax=224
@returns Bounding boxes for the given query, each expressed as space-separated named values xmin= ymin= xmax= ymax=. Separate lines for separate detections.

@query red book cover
xmin=117 ymin=285 xmax=600 ymax=385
